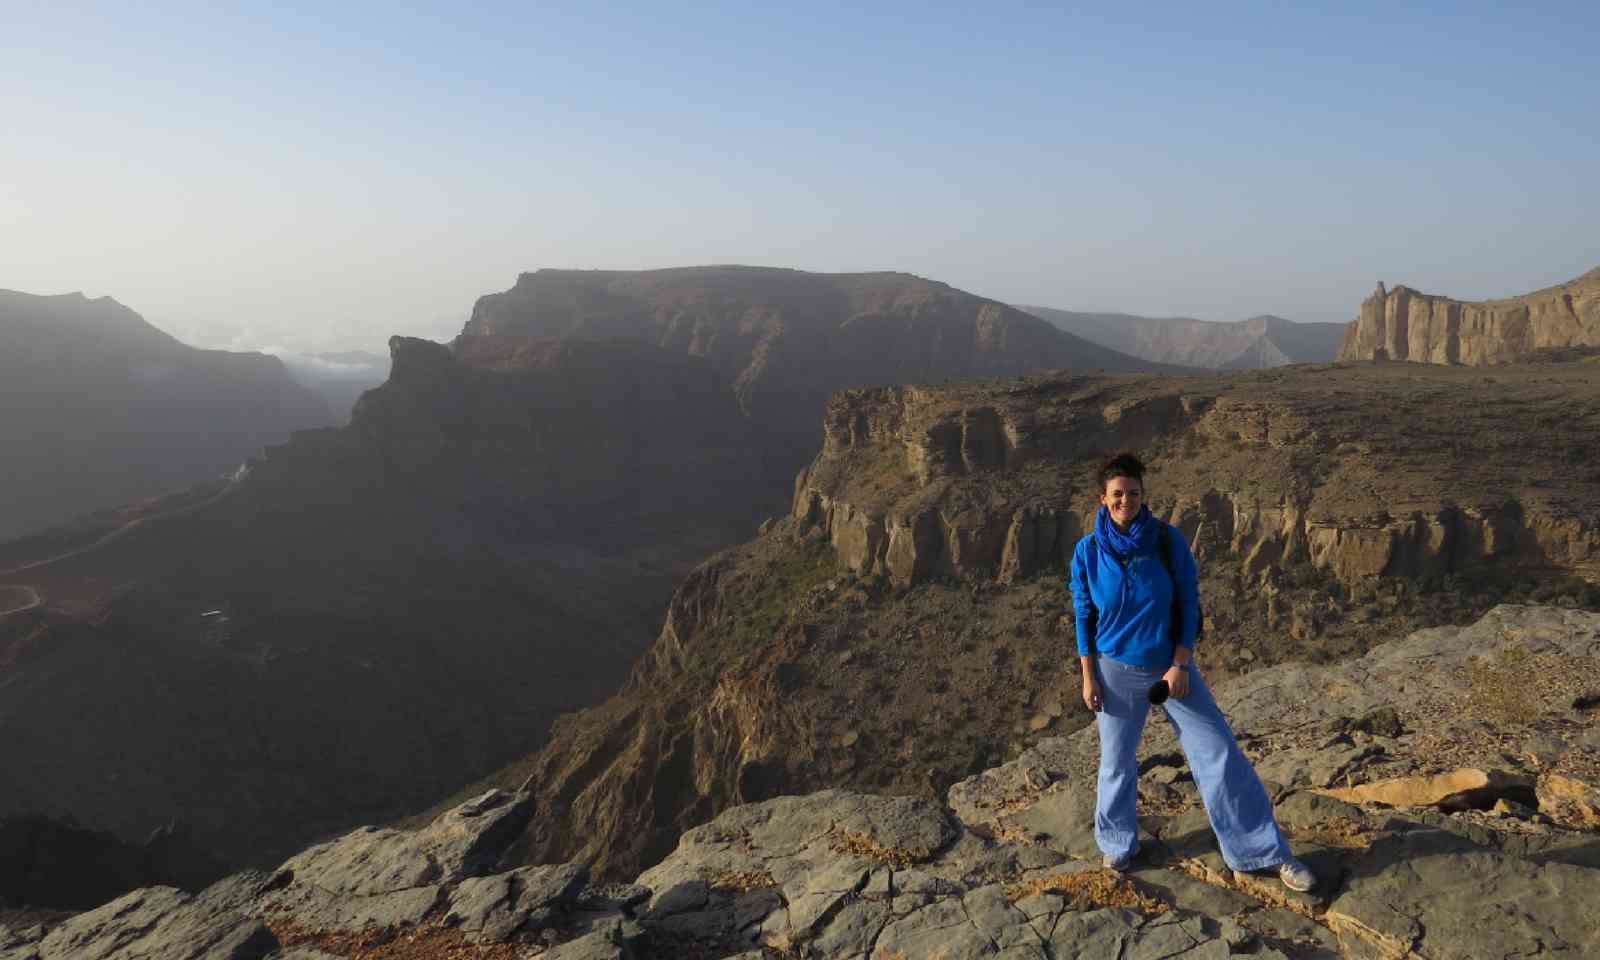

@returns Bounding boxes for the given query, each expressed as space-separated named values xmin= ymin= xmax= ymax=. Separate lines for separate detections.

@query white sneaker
xmin=1279 ymin=859 xmax=1316 ymax=892
xmin=1101 ymin=843 xmax=1140 ymax=872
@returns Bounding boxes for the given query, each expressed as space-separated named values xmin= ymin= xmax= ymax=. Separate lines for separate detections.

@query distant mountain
xmin=1340 ymin=266 xmax=1600 ymax=364
xmin=465 ymin=267 xmax=1167 ymax=459
xmin=0 ymin=290 xmax=332 ymax=541
xmin=275 ymin=349 xmax=391 ymax=423
xmin=1021 ymin=306 xmax=1345 ymax=369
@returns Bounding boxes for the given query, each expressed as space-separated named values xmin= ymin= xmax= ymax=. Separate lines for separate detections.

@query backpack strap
xmin=1155 ymin=524 xmax=1204 ymax=645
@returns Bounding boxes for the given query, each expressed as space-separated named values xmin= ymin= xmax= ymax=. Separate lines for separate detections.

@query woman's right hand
xmin=1082 ymin=676 xmax=1103 ymax=713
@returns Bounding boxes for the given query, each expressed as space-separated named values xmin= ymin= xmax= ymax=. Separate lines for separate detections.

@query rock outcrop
xmin=791 ymin=363 xmax=1600 ymax=588
xmin=1025 ymin=307 xmax=1346 ymax=369
xmin=1338 ymin=266 xmax=1600 ymax=365
xmin=0 ymin=289 xmax=333 ymax=541
xmin=6 ymin=606 xmax=1598 ymax=959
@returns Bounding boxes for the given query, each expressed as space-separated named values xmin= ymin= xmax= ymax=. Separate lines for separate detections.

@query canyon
xmin=0 ymin=268 xmax=1159 ymax=879
xmin=482 ymin=356 xmax=1600 ymax=882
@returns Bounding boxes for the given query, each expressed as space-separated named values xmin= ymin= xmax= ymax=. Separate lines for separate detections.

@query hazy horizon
xmin=6 ymin=3 xmax=1598 ymax=354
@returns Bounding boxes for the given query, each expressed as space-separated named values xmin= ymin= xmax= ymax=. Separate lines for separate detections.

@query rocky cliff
xmin=0 ymin=290 xmax=333 ymax=541
xmin=1024 ymin=307 xmax=1345 ymax=369
xmin=0 ymin=334 xmax=781 ymax=875
xmin=452 ymin=356 xmax=1600 ymax=883
xmin=462 ymin=268 xmax=1162 ymax=457
xmin=1338 ymin=266 xmax=1600 ymax=364
xmin=5 ymin=605 xmax=1598 ymax=959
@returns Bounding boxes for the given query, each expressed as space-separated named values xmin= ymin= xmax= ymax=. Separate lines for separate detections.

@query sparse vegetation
xmin=828 ymin=827 xmax=923 ymax=868
xmin=1002 ymin=869 xmax=1170 ymax=914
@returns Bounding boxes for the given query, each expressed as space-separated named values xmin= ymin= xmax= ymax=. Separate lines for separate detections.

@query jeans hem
xmin=1225 ymin=853 xmax=1290 ymax=873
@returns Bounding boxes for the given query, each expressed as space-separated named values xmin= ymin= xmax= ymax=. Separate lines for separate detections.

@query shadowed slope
xmin=0 ymin=290 xmax=332 ymax=540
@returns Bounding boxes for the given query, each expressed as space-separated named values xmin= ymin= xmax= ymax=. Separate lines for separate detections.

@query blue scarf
xmin=1094 ymin=504 xmax=1158 ymax=562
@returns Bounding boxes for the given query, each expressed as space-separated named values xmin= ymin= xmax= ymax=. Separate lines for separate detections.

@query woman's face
xmin=1101 ymin=475 xmax=1143 ymax=527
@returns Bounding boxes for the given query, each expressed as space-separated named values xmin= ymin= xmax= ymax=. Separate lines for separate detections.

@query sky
xmin=4 ymin=1 xmax=1598 ymax=353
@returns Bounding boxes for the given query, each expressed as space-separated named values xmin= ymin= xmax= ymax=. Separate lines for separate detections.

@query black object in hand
xmin=1147 ymin=680 xmax=1170 ymax=705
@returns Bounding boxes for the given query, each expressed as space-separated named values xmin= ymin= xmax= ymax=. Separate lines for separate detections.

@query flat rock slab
xmin=30 ymin=886 xmax=276 ymax=960
xmin=1328 ymin=826 xmax=1600 ymax=959
xmin=446 ymin=862 xmax=589 ymax=942
xmin=638 ymin=789 xmax=956 ymax=916
xmin=268 ymin=789 xmax=534 ymax=898
xmin=259 ymin=882 xmax=445 ymax=937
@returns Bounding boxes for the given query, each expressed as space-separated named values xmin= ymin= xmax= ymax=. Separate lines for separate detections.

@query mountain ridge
xmin=0 ymin=289 xmax=332 ymax=541
xmin=1021 ymin=304 xmax=1346 ymax=369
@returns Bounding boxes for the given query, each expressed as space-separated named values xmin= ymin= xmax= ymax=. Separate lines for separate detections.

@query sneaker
xmin=1278 ymin=859 xmax=1316 ymax=892
xmin=1101 ymin=843 xmax=1140 ymax=872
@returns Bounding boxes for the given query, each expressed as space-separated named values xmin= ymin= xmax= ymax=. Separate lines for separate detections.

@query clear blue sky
xmin=4 ymin=2 xmax=1597 ymax=351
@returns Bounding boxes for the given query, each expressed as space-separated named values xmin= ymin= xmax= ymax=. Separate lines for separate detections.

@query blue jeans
xmin=1094 ymin=655 xmax=1292 ymax=871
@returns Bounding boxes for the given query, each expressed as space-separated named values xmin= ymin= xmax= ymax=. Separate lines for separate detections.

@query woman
xmin=1070 ymin=453 xmax=1315 ymax=892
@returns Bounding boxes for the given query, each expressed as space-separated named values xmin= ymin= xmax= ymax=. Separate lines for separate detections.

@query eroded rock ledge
xmin=792 ymin=365 xmax=1600 ymax=587
xmin=1338 ymin=266 xmax=1600 ymax=365
xmin=5 ymin=605 xmax=1599 ymax=959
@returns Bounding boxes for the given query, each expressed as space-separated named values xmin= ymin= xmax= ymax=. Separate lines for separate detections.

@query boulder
xmin=1536 ymin=773 xmax=1600 ymax=828
xmin=1319 ymin=768 xmax=1533 ymax=811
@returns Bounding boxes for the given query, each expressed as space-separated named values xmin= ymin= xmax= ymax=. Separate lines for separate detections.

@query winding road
xmin=0 ymin=585 xmax=41 ymax=618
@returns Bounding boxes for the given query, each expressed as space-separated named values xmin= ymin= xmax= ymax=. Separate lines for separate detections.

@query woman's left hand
xmin=1163 ymin=664 xmax=1190 ymax=700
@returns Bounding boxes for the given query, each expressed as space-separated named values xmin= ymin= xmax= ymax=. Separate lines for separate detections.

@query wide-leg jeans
xmin=1094 ymin=654 xmax=1292 ymax=871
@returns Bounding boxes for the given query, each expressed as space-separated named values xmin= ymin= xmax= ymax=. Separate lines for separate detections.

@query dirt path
xmin=0 ymin=483 xmax=234 ymax=580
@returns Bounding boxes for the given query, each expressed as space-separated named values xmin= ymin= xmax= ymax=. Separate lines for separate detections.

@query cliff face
xmin=1338 ymin=266 xmax=1600 ymax=364
xmin=1024 ymin=306 xmax=1346 ymax=369
xmin=0 ymin=290 xmax=333 ymax=541
xmin=0 ymin=335 xmax=781 ymax=874
xmin=792 ymin=365 xmax=1600 ymax=587
xmin=466 ymin=357 xmax=1600 ymax=882
xmin=462 ymin=268 xmax=1161 ymax=454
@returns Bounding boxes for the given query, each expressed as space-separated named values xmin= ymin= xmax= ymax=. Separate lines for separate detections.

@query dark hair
xmin=1098 ymin=453 xmax=1145 ymax=492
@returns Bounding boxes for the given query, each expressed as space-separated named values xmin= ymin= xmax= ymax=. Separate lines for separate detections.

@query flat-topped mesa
xmin=1339 ymin=266 xmax=1600 ymax=365
xmin=453 ymin=267 xmax=1159 ymax=454
xmin=792 ymin=365 xmax=1600 ymax=588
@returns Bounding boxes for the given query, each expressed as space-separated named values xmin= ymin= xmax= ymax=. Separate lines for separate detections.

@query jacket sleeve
xmin=1169 ymin=525 xmax=1200 ymax=650
xmin=1070 ymin=538 xmax=1096 ymax=657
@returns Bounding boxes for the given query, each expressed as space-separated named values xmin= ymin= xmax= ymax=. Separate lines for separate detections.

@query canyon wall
xmin=1339 ymin=267 xmax=1600 ymax=365
xmin=487 ymin=358 xmax=1600 ymax=881
xmin=792 ymin=379 xmax=1600 ymax=588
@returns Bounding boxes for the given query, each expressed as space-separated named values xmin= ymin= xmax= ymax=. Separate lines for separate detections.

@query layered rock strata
xmin=1338 ymin=266 xmax=1600 ymax=365
xmin=6 ymin=606 xmax=1598 ymax=959
xmin=792 ymin=363 xmax=1600 ymax=587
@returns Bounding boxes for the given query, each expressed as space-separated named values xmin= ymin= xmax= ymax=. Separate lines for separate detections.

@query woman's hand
xmin=1163 ymin=664 xmax=1190 ymax=700
xmin=1082 ymin=676 xmax=1103 ymax=712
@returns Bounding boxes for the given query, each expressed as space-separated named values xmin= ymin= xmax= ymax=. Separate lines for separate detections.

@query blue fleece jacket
xmin=1070 ymin=523 xmax=1200 ymax=669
